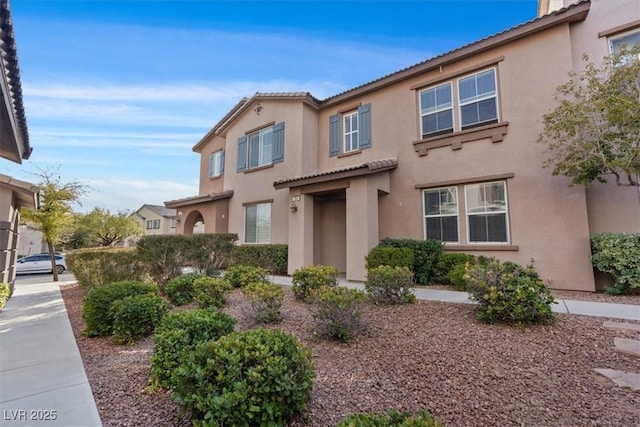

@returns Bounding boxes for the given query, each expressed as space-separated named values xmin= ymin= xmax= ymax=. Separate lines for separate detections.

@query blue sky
xmin=1 ymin=0 xmax=538 ymax=213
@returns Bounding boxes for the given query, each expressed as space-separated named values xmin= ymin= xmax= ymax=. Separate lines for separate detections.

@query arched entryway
xmin=183 ymin=210 xmax=205 ymax=234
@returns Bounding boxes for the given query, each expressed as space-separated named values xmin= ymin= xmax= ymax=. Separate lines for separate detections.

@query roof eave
xmin=320 ymin=0 xmax=590 ymax=108
xmin=164 ymin=190 xmax=234 ymax=208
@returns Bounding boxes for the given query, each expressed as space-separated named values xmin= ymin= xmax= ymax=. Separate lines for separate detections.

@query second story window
xmin=419 ymin=67 xmax=499 ymax=138
xmin=237 ymin=122 xmax=285 ymax=172
xmin=609 ymin=29 xmax=640 ymax=63
xmin=209 ymin=150 xmax=224 ymax=178
xmin=329 ymin=103 xmax=371 ymax=156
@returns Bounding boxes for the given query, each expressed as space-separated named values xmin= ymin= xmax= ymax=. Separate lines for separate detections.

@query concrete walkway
xmin=0 ymin=281 xmax=101 ymax=427
xmin=0 ymin=277 xmax=638 ymax=427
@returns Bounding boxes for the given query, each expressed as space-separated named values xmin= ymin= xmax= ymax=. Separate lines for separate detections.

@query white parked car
xmin=16 ymin=253 xmax=67 ymax=275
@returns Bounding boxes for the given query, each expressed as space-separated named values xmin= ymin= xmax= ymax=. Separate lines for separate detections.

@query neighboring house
xmin=0 ymin=0 xmax=38 ymax=286
xmin=16 ymin=224 xmax=46 ymax=257
xmin=131 ymin=204 xmax=178 ymax=237
xmin=166 ymin=0 xmax=640 ymax=292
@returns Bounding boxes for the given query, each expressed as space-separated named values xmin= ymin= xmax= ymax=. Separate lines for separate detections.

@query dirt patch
xmin=60 ymin=283 xmax=640 ymax=426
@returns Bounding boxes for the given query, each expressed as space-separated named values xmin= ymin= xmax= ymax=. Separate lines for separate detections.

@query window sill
xmin=444 ymin=244 xmax=519 ymax=252
xmin=337 ymin=149 xmax=362 ymax=158
xmin=243 ymin=163 xmax=274 ymax=174
xmin=209 ymin=174 xmax=222 ymax=181
xmin=413 ymin=121 xmax=509 ymax=157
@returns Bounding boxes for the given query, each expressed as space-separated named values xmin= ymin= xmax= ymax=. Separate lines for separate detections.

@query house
xmin=166 ymin=0 xmax=640 ymax=292
xmin=131 ymin=204 xmax=178 ymax=236
xmin=0 ymin=0 xmax=38 ymax=286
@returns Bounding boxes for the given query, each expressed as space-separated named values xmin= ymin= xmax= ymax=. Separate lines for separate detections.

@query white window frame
xmin=608 ymin=28 xmax=640 ymax=61
xmin=170 ymin=219 xmax=177 ymax=228
xmin=419 ymin=82 xmax=454 ymax=138
xmin=209 ymin=150 xmax=223 ymax=178
xmin=422 ymin=187 xmax=459 ymax=243
xmin=244 ymin=202 xmax=271 ymax=244
xmin=247 ymin=126 xmax=273 ymax=169
xmin=343 ymin=111 xmax=359 ymax=153
xmin=457 ymin=68 xmax=499 ymax=131
xmin=464 ymin=181 xmax=510 ymax=244
xmin=153 ymin=219 xmax=161 ymax=229
xmin=146 ymin=220 xmax=153 ymax=230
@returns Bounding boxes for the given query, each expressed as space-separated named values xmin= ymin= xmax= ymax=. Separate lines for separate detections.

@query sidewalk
xmin=0 ymin=280 xmax=101 ymax=427
xmin=271 ymin=275 xmax=640 ymax=321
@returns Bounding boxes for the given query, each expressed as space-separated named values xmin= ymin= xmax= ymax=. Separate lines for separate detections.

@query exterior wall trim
xmin=242 ymin=198 xmax=274 ymax=206
xmin=337 ymin=102 xmax=362 ymax=114
xmin=274 ymin=159 xmax=398 ymax=189
xmin=409 ymin=56 xmax=505 ymax=91
xmin=165 ymin=190 xmax=234 ymax=208
xmin=598 ymin=19 xmax=640 ymax=38
xmin=444 ymin=244 xmax=520 ymax=251
xmin=415 ymin=172 xmax=515 ymax=189
xmin=244 ymin=163 xmax=274 ymax=174
xmin=413 ymin=122 xmax=509 ymax=156
xmin=245 ymin=121 xmax=276 ymax=135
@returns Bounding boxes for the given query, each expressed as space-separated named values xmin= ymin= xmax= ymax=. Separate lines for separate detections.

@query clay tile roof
xmin=1 ymin=0 xmax=31 ymax=160
xmin=164 ymin=190 xmax=234 ymax=208
xmin=273 ymin=158 xmax=398 ymax=189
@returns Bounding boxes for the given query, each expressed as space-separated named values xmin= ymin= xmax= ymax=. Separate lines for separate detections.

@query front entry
xmin=313 ymin=190 xmax=346 ymax=273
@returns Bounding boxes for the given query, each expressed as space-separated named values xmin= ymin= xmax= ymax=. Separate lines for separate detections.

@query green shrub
xmin=366 ymin=246 xmax=414 ymax=270
xmin=591 ymin=233 xmax=640 ymax=294
xmin=224 ymin=265 xmax=269 ymax=288
xmin=292 ymin=265 xmax=339 ymax=302
xmin=379 ymin=238 xmax=443 ymax=285
xmin=186 ymin=233 xmax=238 ymax=274
xmin=465 ymin=259 xmax=555 ymax=326
xmin=231 ymin=244 xmax=288 ymax=274
xmin=193 ymin=276 xmax=232 ymax=308
xmin=65 ymin=247 xmax=145 ymax=287
xmin=0 ymin=283 xmax=9 ymax=310
xmin=366 ymin=265 xmax=415 ymax=304
xmin=83 ymin=281 xmax=158 ymax=337
xmin=311 ymin=286 xmax=367 ymax=343
xmin=172 ymin=328 xmax=315 ymax=426
xmin=110 ymin=294 xmax=171 ymax=345
xmin=244 ymin=282 xmax=284 ymax=324
xmin=336 ymin=409 xmax=444 ymax=426
xmin=150 ymin=308 xmax=236 ymax=389
xmin=164 ymin=273 xmax=205 ymax=306
xmin=432 ymin=253 xmax=475 ymax=285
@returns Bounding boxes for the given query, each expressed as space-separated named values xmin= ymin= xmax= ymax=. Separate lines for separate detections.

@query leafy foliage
xmin=538 ymin=47 xmax=640 ymax=187
xmin=366 ymin=266 xmax=415 ymax=304
xmin=465 ymin=259 xmax=555 ymax=326
xmin=65 ymin=247 xmax=145 ymax=287
xmin=432 ymin=253 xmax=475 ymax=285
xmin=292 ymin=265 xmax=339 ymax=302
xmin=0 ymin=283 xmax=9 ymax=310
xmin=230 ymin=244 xmax=288 ymax=274
xmin=20 ymin=169 xmax=86 ymax=281
xmin=82 ymin=281 xmax=157 ymax=337
xmin=67 ymin=207 xmax=143 ymax=248
xmin=591 ymin=233 xmax=640 ymax=294
xmin=366 ymin=246 xmax=414 ymax=270
xmin=172 ymin=328 xmax=315 ymax=426
xmin=224 ymin=265 xmax=269 ymax=288
xmin=193 ymin=276 xmax=232 ymax=308
xmin=378 ymin=238 xmax=443 ymax=285
xmin=150 ymin=308 xmax=236 ymax=390
xmin=110 ymin=294 xmax=170 ymax=344
xmin=336 ymin=409 xmax=444 ymax=426
xmin=310 ymin=286 xmax=366 ymax=343
xmin=243 ymin=282 xmax=285 ymax=324
xmin=164 ymin=273 xmax=206 ymax=306
xmin=186 ymin=233 xmax=238 ymax=275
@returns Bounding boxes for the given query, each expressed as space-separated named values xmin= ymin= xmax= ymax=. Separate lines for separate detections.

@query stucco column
xmin=287 ymin=191 xmax=314 ymax=275
xmin=345 ymin=173 xmax=390 ymax=281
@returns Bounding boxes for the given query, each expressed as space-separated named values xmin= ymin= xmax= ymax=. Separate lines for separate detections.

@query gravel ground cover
xmin=60 ymin=283 xmax=640 ymax=427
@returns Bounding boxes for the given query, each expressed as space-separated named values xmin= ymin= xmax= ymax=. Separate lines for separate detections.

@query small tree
xmin=537 ymin=46 xmax=640 ymax=187
xmin=68 ymin=208 xmax=142 ymax=248
xmin=21 ymin=170 xmax=86 ymax=281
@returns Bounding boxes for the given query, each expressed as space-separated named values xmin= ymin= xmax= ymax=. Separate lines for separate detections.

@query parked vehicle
xmin=16 ymin=253 xmax=67 ymax=275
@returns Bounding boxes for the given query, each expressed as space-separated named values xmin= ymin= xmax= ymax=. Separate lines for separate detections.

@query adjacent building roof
xmin=136 ymin=204 xmax=176 ymax=218
xmin=164 ymin=190 xmax=234 ymax=208
xmin=0 ymin=173 xmax=38 ymax=210
xmin=274 ymin=159 xmax=398 ymax=189
xmin=0 ymin=0 xmax=30 ymax=163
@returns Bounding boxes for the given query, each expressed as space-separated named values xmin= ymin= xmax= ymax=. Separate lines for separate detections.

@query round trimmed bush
xmin=172 ymin=328 xmax=315 ymax=426
xmin=164 ymin=273 xmax=206 ymax=306
xmin=292 ymin=265 xmax=339 ymax=302
xmin=243 ymin=281 xmax=284 ymax=324
xmin=83 ymin=281 xmax=157 ymax=337
xmin=110 ymin=294 xmax=171 ymax=345
xmin=150 ymin=308 xmax=236 ymax=389
xmin=224 ymin=265 xmax=269 ymax=288
xmin=193 ymin=276 xmax=232 ymax=308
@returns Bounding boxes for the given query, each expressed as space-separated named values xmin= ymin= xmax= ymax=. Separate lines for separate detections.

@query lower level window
xmin=423 ymin=187 xmax=458 ymax=242
xmin=245 ymin=203 xmax=271 ymax=243
xmin=465 ymin=182 xmax=508 ymax=242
